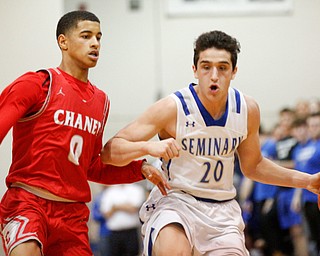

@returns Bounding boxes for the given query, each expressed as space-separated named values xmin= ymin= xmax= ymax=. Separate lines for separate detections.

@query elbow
xmin=100 ymin=142 xmax=116 ymax=165
xmin=100 ymin=147 xmax=110 ymax=164
xmin=241 ymin=164 xmax=255 ymax=180
xmin=241 ymin=158 xmax=264 ymax=181
xmin=100 ymin=142 xmax=130 ymax=166
xmin=243 ymin=168 xmax=257 ymax=180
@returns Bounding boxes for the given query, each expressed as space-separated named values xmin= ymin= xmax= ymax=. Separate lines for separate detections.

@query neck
xmin=58 ymin=63 xmax=89 ymax=83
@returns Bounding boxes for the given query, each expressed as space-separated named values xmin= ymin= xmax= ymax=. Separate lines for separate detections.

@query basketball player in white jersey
xmin=101 ymin=30 xmax=320 ymax=255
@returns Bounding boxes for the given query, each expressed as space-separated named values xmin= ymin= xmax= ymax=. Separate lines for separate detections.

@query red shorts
xmin=0 ymin=187 xmax=92 ymax=256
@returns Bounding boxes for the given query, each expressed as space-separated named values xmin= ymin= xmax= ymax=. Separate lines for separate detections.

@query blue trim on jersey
xmin=148 ymin=227 xmax=155 ymax=256
xmin=166 ymin=159 xmax=172 ymax=181
xmin=188 ymin=83 xmax=228 ymax=127
xmin=174 ymin=91 xmax=190 ymax=116
xmin=233 ymin=88 xmax=241 ymax=114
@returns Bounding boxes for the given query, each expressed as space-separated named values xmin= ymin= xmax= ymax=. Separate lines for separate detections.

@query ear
xmin=192 ymin=65 xmax=198 ymax=79
xmin=231 ymin=66 xmax=238 ymax=80
xmin=58 ymin=34 xmax=68 ymax=50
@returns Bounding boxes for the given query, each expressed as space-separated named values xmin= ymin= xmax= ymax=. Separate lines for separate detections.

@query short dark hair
xmin=309 ymin=111 xmax=320 ymax=119
xmin=193 ymin=30 xmax=240 ymax=71
xmin=56 ymin=10 xmax=100 ymax=39
xmin=291 ymin=117 xmax=307 ymax=128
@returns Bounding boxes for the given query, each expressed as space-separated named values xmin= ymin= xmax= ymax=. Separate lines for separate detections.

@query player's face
xmin=308 ymin=116 xmax=320 ymax=140
xmin=61 ymin=20 xmax=102 ymax=69
xmin=193 ymin=47 xmax=237 ymax=103
xmin=292 ymin=125 xmax=308 ymax=142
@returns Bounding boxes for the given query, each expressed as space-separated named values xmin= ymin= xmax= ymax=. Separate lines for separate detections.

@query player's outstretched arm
xmin=101 ymin=96 xmax=181 ymax=166
xmin=238 ymin=95 xmax=320 ymax=193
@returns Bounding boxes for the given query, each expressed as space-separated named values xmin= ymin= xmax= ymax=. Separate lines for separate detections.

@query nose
xmin=91 ymin=37 xmax=100 ymax=48
xmin=211 ymin=67 xmax=219 ymax=82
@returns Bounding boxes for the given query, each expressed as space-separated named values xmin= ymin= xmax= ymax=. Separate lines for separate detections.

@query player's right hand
xmin=147 ymin=138 xmax=181 ymax=162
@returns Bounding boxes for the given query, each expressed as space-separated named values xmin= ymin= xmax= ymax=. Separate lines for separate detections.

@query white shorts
xmin=139 ymin=188 xmax=249 ymax=256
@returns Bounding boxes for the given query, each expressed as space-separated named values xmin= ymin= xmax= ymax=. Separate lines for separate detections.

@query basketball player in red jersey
xmin=0 ymin=11 xmax=169 ymax=256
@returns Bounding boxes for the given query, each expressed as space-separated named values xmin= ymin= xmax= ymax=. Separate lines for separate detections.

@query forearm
xmin=101 ymin=137 xmax=150 ymax=166
xmin=246 ymin=157 xmax=311 ymax=189
xmin=88 ymin=156 xmax=145 ymax=184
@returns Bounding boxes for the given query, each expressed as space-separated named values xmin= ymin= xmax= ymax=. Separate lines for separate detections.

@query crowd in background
xmin=90 ymin=97 xmax=320 ymax=256
xmin=237 ymin=97 xmax=320 ymax=256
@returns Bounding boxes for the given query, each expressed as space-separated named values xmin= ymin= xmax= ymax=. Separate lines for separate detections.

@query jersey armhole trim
xmin=18 ymin=69 xmax=52 ymax=122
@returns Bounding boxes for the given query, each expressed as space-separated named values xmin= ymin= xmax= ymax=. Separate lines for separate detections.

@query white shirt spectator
xmin=100 ymin=184 xmax=145 ymax=231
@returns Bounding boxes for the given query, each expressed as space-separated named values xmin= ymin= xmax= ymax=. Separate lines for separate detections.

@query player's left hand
xmin=306 ymin=172 xmax=320 ymax=195
xmin=306 ymin=172 xmax=320 ymax=210
xmin=141 ymin=161 xmax=171 ymax=196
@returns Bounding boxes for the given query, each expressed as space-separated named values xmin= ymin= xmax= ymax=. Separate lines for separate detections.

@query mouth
xmin=210 ymin=84 xmax=219 ymax=92
xmin=89 ymin=51 xmax=99 ymax=60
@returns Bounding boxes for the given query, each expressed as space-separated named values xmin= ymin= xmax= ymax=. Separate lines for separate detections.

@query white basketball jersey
xmin=162 ymin=84 xmax=248 ymax=201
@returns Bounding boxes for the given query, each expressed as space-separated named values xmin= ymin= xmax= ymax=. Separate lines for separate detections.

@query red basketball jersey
xmin=6 ymin=68 xmax=110 ymax=202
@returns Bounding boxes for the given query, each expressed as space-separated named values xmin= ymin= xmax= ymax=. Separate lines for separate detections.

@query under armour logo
xmin=145 ymin=204 xmax=156 ymax=211
xmin=186 ymin=121 xmax=195 ymax=127
xmin=57 ymin=87 xmax=65 ymax=96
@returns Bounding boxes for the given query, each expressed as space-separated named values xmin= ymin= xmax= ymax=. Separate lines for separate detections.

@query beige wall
xmin=0 ymin=1 xmax=63 ymax=255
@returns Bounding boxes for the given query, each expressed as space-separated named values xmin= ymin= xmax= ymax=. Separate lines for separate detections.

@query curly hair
xmin=193 ymin=30 xmax=241 ymax=71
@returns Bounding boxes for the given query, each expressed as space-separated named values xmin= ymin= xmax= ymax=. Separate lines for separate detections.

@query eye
xmin=219 ymin=65 xmax=227 ymax=71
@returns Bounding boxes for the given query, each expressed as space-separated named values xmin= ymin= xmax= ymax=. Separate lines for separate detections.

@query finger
xmin=150 ymin=174 xmax=170 ymax=196
xmin=173 ymin=140 xmax=181 ymax=154
xmin=164 ymin=181 xmax=171 ymax=190
xmin=160 ymin=177 xmax=171 ymax=190
xmin=162 ymin=152 xmax=171 ymax=162
xmin=157 ymin=183 xmax=168 ymax=196
xmin=158 ymin=178 xmax=171 ymax=195
xmin=166 ymin=147 xmax=175 ymax=159
xmin=167 ymin=141 xmax=180 ymax=158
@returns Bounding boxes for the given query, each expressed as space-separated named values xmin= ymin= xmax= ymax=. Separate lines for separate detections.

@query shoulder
xmin=154 ymin=96 xmax=177 ymax=125
xmin=243 ymin=94 xmax=260 ymax=117
xmin=243 ymin=94 xmax=259 ymax=111
xmin=148 ymin=95 xmax=177 ymax=117
xmin=3 ymin=71 xmax=48 ymax=97
xmin=243 ymin=94 xmax=261 ymax=133
xmin=10 ymin=70 xmax=46 ymax=84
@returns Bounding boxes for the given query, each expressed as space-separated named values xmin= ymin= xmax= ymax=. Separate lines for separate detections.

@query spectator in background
xmin=92 ymin=185 xmax=111 ymax=256
xmin=293 ymin=113 xmax=320 ymax=255
xmin=276 ymin=107 xmax=297 ymax=163
xmin=100 ymin=183 xmax=146 ymax=256
xmin=275 ymin=108 xmax=309 ymax=256
xmin=295 ymin=99 xmax=311 ymax=119
xmin=309 ymin=98 xmax=320 ymax=115
xmin=239 ymin=125 xmax=279 ymax=256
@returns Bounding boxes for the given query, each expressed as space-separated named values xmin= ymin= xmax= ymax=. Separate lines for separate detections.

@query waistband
xmin=11 ymin=182 xmax=76 ymax=202
xmin=182 ymin=191 xmax=234 ymax=203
